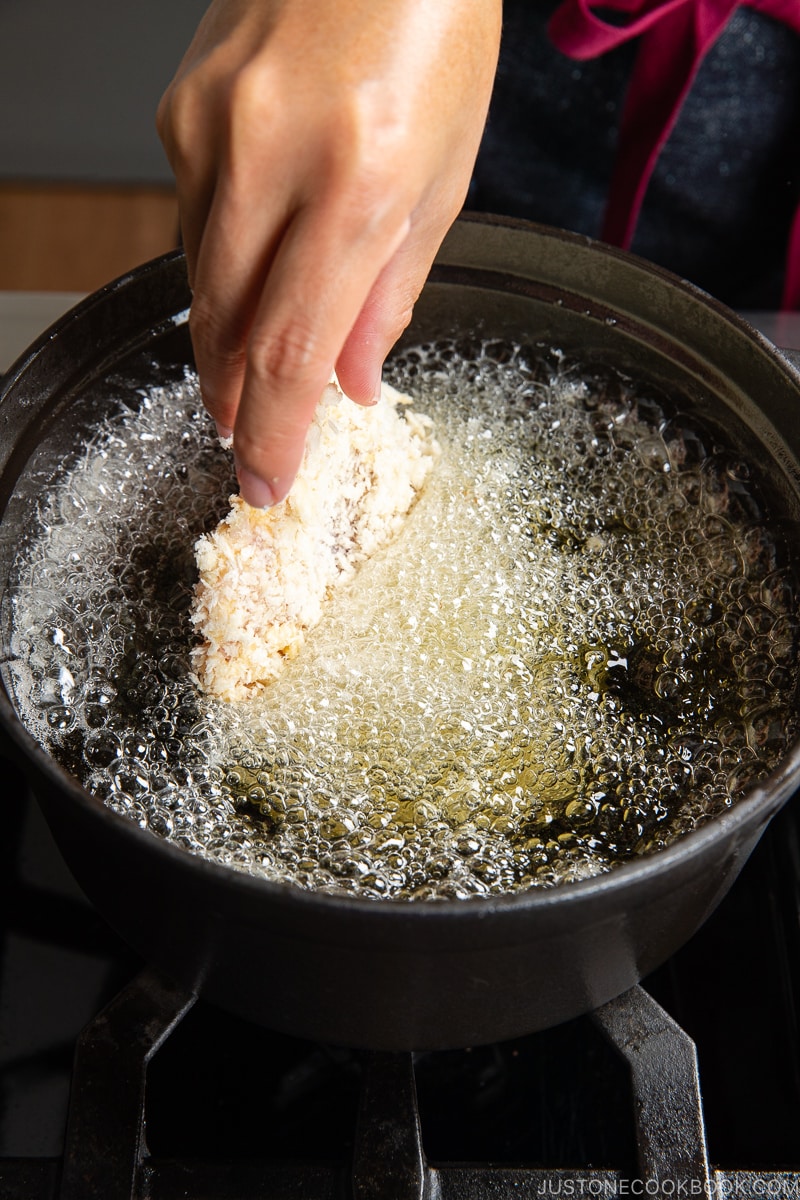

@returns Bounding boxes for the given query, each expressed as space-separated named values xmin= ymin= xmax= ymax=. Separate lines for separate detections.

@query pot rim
xmin=2 ymin=217 xmax=800 ymax=926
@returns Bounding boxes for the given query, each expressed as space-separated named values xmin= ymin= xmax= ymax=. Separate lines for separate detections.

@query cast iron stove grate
xmin=2 ymin=768 xmax=800 ymax=1199
xmin=4 ymin=967 xmax=800 ymax=1200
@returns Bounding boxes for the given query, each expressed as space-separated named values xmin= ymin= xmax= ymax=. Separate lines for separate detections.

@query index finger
xmin=231 ymin=198 xmax=412 ymax=507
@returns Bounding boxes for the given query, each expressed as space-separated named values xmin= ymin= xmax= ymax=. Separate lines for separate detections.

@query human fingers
xmin=156 ymin=0 xmax=502 ymax=500
xmin=229 ymin=195 xmax=413 ymax=507
xmin=334 ymin=202 xmax=463 ymax=407
xmin=187 ymin=162 xmax=297 ymax=440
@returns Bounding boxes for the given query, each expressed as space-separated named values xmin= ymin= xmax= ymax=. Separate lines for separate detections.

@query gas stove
xmin=1 ymin=297 xmax=800 ymax=1199
xmin=1 ymin=761 xmax=800 ymax=1198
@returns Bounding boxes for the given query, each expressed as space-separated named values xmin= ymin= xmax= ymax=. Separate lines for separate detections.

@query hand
xmin=157 ymin=0 xmax=502 ymax=506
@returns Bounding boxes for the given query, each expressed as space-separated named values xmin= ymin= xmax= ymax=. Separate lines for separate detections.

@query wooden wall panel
xmin=0 ymin=184 xmax=180 ymax=291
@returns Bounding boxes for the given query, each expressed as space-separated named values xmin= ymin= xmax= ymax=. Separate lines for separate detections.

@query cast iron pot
xmin=2 ymin=215 xmax=800 ymax=1051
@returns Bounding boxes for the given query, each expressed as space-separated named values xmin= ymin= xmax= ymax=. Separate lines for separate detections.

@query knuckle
xmin=391 ymin=299 xmax=415 ymax=340
xmin=320 ymin=98 xmax=411 ymax=215
xmin=225 ymin=66 xmax=280 ymax=161
xmin=378 ymin=283 xmax=417 ymax=347
xmin=248 ymin=322 xmax=328 ymax=388
xmin=227 ymin=61 xmax=272 ymax=123
xmin=156 ymin=83 xmax=200 ymax=171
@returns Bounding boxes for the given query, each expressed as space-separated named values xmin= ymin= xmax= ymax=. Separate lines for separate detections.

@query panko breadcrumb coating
xmin=191 ymin=378 xmax=439 ymax=701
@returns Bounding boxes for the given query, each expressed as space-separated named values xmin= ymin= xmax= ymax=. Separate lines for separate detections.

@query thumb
xmin=335 ymin=228 xmax=440 ymax=404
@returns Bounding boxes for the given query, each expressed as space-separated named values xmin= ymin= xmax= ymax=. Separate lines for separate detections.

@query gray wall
xmin=0 ymin=0 xmax=209 ymax=183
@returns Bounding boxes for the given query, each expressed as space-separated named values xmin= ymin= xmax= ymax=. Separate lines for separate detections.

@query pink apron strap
xmin=548 ymin=0 xmax=800 ymax=310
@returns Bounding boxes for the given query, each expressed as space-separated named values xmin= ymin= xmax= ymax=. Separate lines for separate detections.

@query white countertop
xmin=2 ymin=292 xmax=800 ymax=375
xmin=0 ymin=292 xmax=86 ymax=373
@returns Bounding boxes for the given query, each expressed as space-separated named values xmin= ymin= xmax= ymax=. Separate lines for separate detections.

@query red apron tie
xmin=548 ymin=0 xmax=800 ymax=309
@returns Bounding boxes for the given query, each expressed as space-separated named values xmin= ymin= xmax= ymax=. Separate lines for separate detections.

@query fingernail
xmin=236 ymin=464 xmax=277 ymax=509
xmin=215 ymin=421 xmax=234 ymax=441
xmin=370 ymin=376 xmax=383 ymax=405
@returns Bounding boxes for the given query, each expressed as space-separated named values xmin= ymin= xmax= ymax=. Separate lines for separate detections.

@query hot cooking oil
xmin=6 ymin=340 xmax=800 ymax=899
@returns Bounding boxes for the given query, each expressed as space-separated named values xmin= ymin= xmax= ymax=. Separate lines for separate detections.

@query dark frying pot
xmin=2 ymin=215 xmax=800 ymax=1051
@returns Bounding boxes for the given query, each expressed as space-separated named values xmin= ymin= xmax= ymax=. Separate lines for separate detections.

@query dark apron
xmin=470 ymin=0 xmax=800 ymax=310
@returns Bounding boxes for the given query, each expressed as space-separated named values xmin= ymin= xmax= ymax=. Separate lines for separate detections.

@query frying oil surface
xmin=8 ymin=341 xmax=800 ymax=898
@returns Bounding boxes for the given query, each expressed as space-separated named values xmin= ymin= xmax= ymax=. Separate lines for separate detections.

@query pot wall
xmin=2 ymin=220 xmax=800 ymax=1048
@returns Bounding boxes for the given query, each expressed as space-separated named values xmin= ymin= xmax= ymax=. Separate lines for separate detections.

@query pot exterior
xmin=31 ymin=767 xmax=764 ymax=1050
xmin=2 ymin=220 xmax=800 ymax=1049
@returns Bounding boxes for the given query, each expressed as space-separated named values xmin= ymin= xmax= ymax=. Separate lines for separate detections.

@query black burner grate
xmin=2 ymin=774 xmax=800 ymax=1199
xmin=2 ymin=966 xmax=800 ymax=1199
